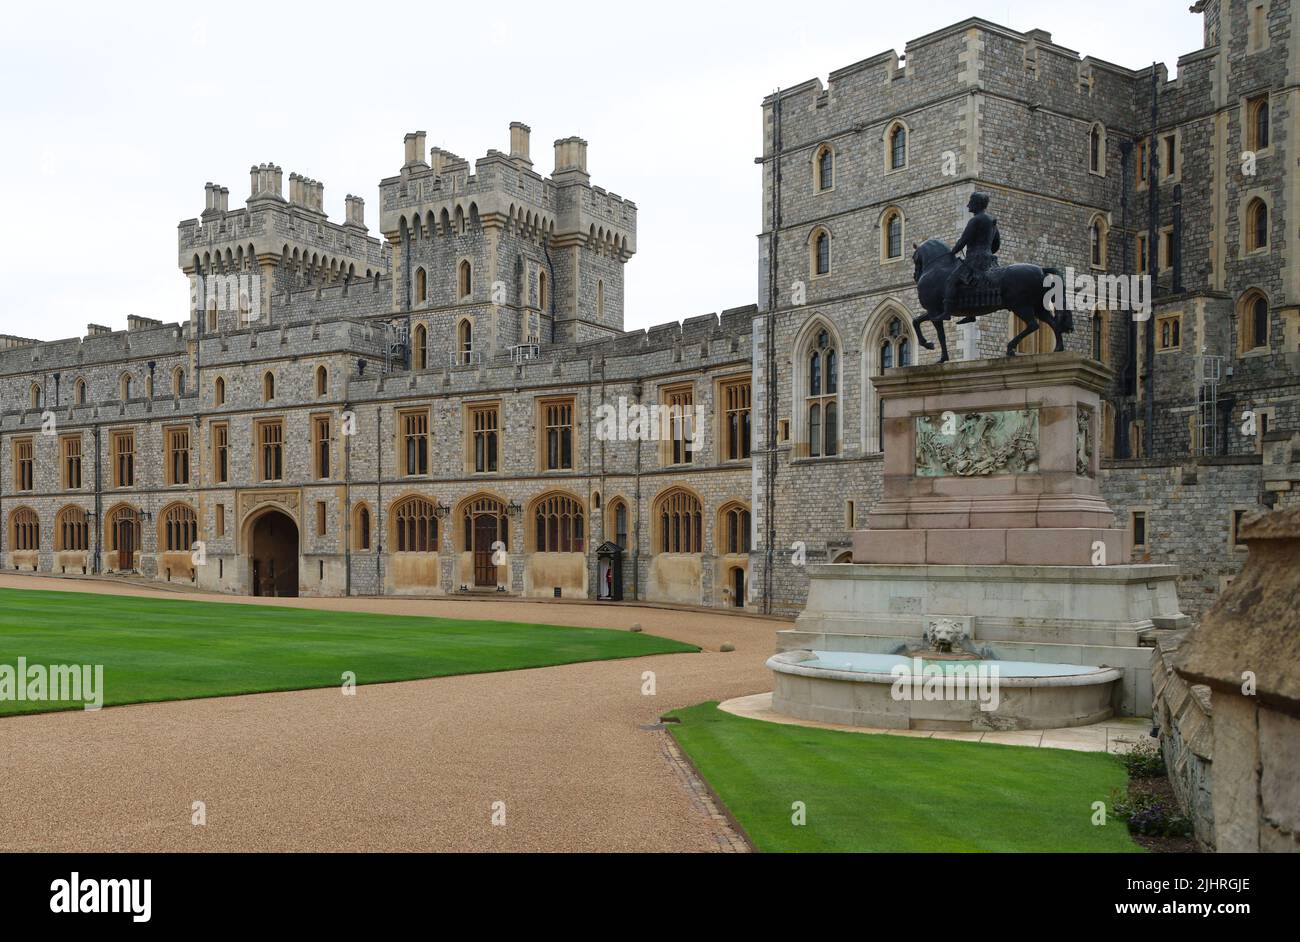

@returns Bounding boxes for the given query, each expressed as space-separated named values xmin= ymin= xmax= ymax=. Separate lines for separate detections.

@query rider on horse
xmin=942 ymin=192 xmax=1001 ymax=324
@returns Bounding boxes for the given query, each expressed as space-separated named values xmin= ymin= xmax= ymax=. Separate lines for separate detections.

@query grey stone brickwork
xmin=751 ymin=4 xmax=1299 ymax=617
xmin=1 ymin=5 xmax=1297 ymax=617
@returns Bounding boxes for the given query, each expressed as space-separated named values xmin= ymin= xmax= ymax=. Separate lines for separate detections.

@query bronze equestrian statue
xmin=911 ymin=192 xmax=1072 ymax=363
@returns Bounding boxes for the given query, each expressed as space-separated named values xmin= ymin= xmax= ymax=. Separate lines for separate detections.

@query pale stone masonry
xmin=1 ymin=3 xmax=1297 ymax=615
xmin=0 ymin=124 xmax=752 ymax=606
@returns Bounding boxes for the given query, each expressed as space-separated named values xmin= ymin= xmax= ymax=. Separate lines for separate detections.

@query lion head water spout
xmin=899 ymin=617 xmax=982 ymax=661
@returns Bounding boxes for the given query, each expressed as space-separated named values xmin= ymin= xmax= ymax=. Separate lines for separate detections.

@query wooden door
xmin=473 ymin=515 xmax=497 ymax=586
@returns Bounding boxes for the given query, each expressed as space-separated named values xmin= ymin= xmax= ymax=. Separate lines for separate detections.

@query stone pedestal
xmin=857 ymin=353 xmax=1124 ymax=566
xmin=781 ymin=354 xmax=1189 ymax=718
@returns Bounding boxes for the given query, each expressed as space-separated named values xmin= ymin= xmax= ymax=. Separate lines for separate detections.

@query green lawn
xmin=666 ymin=703 xmax=1142 ymax=853
xmin=0 ymin=587 xmax=697 ymax=716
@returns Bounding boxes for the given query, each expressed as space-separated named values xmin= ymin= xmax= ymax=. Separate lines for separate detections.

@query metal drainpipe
xmin=764 ymin=89 xmax=783 ymax=615
xmin=632 ymin=382 xmax=642 ymax=600
xmin=1119 ymin=139 xmax=1133 ymax=458
xmin=343 ymin=397 xmax=352 ymax=597
xmin=93 ymin=426 xmax=103 ymax=574
xmin=1145 ymin=66 xmax=1159 ymax=460
xmin=587 ymin=355 xmax=595 ymax=598
xmin=375 ymin=405 xmax=383 ymax=591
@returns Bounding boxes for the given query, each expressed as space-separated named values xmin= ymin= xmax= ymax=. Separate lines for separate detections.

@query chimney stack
xmin=403 ymin=131 xmax=428 ymax=168
xmin=345 ymin=194 xmax=366 ymax=228
xmin=204 ymin=183 xmax=231 ymax=214
xmin=554 ymin=137 xmax=589 ymax=176
xmin=250 ymin=163 xmax=282 ymax=200
xmin=510 ymin=122 xmax=532 ymax=166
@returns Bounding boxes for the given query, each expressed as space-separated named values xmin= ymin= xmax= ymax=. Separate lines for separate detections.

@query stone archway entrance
xmin=250 ymin=509 xmax=299 ymax=597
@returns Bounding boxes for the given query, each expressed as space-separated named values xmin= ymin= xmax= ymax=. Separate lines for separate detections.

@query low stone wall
xmin=1163 ymin=505 xmax=1300 ymax=853
xmin=1152 ymin=631 xmax=1215 ymax=851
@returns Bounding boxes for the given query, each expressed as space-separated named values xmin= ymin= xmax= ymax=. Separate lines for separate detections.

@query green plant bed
xmin=666 ymin=702 xmax=1144 ymax=853
xmin=0 ymin=587 xmax=697 ymax=716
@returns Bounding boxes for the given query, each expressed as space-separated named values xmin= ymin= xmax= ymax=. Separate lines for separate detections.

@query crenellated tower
xmin=177 ymin=164 xmax=388 ymax=332
xmin=378 ymin=123 xmax=636 ymax=363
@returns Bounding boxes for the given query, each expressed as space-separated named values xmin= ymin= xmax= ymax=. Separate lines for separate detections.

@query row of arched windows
xmin=412 ymin=260 xmax=474 ymax=304
xmin=809 ymin=207 xmax=906 ymax=277
xmin=408 ymin=321 xmax=474 ymax=371
xmin=343 ymin=491 xmax=750 ymax=556
xmin=812 ymin=121 xmax=909 ymax=193
xmin=28 ymin=368 xmax=189 ymax=409
xmin=5 ymin=504 xmax=196 ymax=553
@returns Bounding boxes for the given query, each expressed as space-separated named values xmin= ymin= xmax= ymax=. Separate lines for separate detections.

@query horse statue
xmin=908 ymin=194 xmax=1072 ymax=363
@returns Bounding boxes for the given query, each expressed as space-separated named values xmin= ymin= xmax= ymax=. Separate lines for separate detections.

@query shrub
xmin=1120 ymin=737 xmax=1167 ymax=778
xmin=1110 ymin=788 xmax=1193 ymax=838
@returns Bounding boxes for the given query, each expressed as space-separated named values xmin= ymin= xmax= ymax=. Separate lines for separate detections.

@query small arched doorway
xmin=730 ymin=567 xmax=746 ymax=609
xmin=250 ymin=509 xmax=299 ymax=598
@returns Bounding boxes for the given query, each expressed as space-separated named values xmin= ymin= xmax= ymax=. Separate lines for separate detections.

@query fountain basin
xmin=767 ymin=650 xmax=1122 ymax=732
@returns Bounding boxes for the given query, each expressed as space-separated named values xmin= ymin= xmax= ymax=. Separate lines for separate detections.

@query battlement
xmin=178 ymin=163 xmax=389 ymax=280
xmin=0 ymin=318 xmax=190 ymax=390
xmin=761 ymin=13 xmax=1231 ymax=155
xmin=346 ymin=305 xmax=753 ymax=405
xmin=379 ymin=122 xmax=636 ymax=256
xmin=196 ymin=315 xmax=389 ymax=369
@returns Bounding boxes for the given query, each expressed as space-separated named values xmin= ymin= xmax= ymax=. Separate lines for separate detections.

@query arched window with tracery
xmin=1239 ymin=289 xmax=1270 ymax=353
xmin=718 ymin=502 xmax=751 ymax=555
xmin=56 ymin=506 xmax=88 ymax=551
xmin=160 ymin=504 xmax=197 ymax=552
xmin=392 ymin=496 xmax=437 ymax=552
xmin=864 ymin=313 xmax=915 ymax=453
xmin=607 ymin=497 xmax=630 ymax=549
xmin=532 ymin=493 xmax=585 ymax=553
xmin=882 ymin=208 xmax=904 ymax=261
xmin=806 ymin=328 xmax=839 ymax=457
xmin=107 ymin=505 xmax=140 ymax=562
xmin=887 ymin=122 xmax=908 ymax=170
xmin=458 ymin=320 xmax=474 ymax=364
xmin=655 ymin=488 xmax=703 ymax=554
xmin=1089 ymin=123 xmax=1106 ymax=175
xmin=1249 ymin=96 xmax=1269 ymax=151
xmin=10 ymin=507 xmax=39 ymax=551
xmin=353 ymin=504 xmax=372 ymax=551
xmin=1090 ymin=215 xmax=1108 ymax=268
xmin=412 ymin=324 xmax=427 ymax=370
xmin=461 ymin=495 xmax=509 ymax=552
xmin=815 ymin=144 xmax=833 ymax=191
xmin=1247 ymin=198 xmax=1268 ymax=251
xmin=458 ymin=260 xmax=472 ymax=299
xmin=812 ymin=228 xmax=831 ymax=276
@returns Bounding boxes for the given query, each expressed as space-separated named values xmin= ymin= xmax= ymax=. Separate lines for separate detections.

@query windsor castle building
xmin=1 ymin=0 xmax=1297 ymax=617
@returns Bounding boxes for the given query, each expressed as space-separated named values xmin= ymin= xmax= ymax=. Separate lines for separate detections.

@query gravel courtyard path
xmin=0 ymin=574 xmax=777 ymax=852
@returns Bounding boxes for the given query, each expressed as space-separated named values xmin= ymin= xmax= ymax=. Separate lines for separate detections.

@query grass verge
xmin=665 ymin=702 xmax=1143 ymax=852
xmin=0 ymin=587 xmax=697 ymax=716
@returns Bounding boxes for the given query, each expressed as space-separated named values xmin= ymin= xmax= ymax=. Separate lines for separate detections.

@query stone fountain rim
xmin=766 ymin=650 xmax=1124 ymax=689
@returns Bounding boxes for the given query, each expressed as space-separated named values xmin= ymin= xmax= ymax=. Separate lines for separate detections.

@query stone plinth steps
xmin=777 ymin=354 xmax=1189 ymax=723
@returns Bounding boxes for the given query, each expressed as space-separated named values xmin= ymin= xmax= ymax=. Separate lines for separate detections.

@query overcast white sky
xmin=0 ymin=1 xmax=1201 ymax=341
